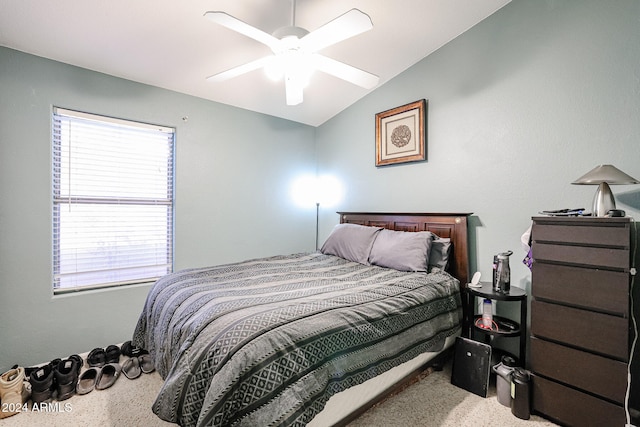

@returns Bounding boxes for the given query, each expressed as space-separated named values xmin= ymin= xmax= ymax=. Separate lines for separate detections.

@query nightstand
xmin=466 ymin=282 xmax=528 ymax=366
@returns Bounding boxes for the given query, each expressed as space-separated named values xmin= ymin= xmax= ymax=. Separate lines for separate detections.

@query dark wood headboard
xmin=338 ymin=212 xmax=472 ymax=286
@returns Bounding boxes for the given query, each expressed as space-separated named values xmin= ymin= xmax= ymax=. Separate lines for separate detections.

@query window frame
xmin=51 ymin=107 xmax=175 ymax=294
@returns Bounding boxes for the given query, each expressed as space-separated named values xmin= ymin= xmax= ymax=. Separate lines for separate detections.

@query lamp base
xmin=592 ymin=182 xmax=616 ymax=217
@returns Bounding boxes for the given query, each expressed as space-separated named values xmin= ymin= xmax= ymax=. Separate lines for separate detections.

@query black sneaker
xmin=54 ymin=358 xmax=78 ymax=401
xmin=29 ymin=365 xmax=54 ymax=403
xmin=68 ymin=354 xmax=83 ymax=374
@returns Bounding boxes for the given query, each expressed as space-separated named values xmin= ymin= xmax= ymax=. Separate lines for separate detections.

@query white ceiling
xmin=0 ymin=0 xmax=510 ymax=126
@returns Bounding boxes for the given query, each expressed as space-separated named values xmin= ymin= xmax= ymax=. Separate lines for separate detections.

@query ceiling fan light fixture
xmin=265 ymin=48 xmax=314 ymax=87
xmin=204 ymin=7 xmax=378 ymax=105
xmin=272 ymin=26 xmax=309 ymax=42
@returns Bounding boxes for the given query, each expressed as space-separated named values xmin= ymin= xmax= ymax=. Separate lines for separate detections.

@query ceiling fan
xmin=204 ymin=1 xmax=379 ymax=106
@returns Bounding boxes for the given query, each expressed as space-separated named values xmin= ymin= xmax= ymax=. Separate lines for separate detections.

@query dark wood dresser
xmin=530 ymin=216 xmax=632 ymax=426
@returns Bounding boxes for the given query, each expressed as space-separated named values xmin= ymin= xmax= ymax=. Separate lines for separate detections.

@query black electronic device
xmin=451 ymin=336 xmax=492 ymax=397
xmin=606 ymin=209 xmax=626 ymax=217
xmin=538 ymin=208 xmax=586 ymax=216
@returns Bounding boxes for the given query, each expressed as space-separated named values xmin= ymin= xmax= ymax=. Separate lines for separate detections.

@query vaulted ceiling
xmin=0 ymin=0 xmax=510 ymax=126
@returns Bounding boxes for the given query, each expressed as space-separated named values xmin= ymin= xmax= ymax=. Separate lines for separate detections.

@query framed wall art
xmin=375 ymin=99 xmax=427 ymax=167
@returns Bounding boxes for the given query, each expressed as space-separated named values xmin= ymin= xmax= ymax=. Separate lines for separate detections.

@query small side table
xmin=465 ymin=282 xmax=528 ymax=366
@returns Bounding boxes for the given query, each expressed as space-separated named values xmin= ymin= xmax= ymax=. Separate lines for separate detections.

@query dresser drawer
xmin=530 ymin=337 xmax=627 ymax=403
xmin=531 ymin=300 xmax=628 ymax=361
xmin=533 ymin=242 xmax=629 ymax=270
xmin=531 ymin=263 xmax=629 ymax=316
xmin=532 ymin=221 xmax=629 ymax=247
xmin=532 ymin=374 xmax=626 ymax=427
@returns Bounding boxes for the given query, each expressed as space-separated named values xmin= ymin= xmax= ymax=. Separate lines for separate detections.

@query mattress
xmin=133 ymin=252 xmax=462 ymax=427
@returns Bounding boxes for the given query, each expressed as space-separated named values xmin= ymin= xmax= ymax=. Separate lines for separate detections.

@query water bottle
xmin=496 ymin=251 xmax=513 ymax=293
xmin=492 ymin=255 xmax=499 ymax=291
xmin=482 ymin=298 xmax=493 ymax=329
xmin=511 ymin=368 xmax=531 ymax=420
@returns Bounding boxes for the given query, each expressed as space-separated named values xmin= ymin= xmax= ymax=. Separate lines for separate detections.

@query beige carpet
xmin=2 ymin=359 xmax=557 ymax=427
xmin=348 ymin=362 xmax=556 ymax=427
xmin=1 ymin=366 xmax=175 ymax=427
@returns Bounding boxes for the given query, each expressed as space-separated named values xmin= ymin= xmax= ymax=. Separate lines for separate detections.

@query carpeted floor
xmin=348 ymin=361 xmax=556 ymax=427
xmin=1 ymin=359 xmax=557 ymax=427
xmin=1 ymin=366 xmax=175 ymax=426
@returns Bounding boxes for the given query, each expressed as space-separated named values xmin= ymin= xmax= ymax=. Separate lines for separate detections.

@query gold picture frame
xmin=375 ymin=99 xmax=427 ymax=166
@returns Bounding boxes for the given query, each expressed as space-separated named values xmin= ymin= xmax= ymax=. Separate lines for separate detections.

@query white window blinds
xmin=52 ymin=107 xmax=174 ymax=292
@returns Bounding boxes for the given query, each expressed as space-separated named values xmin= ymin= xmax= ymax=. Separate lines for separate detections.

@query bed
xmin=133 ymin=212 xmax=471 ymax=427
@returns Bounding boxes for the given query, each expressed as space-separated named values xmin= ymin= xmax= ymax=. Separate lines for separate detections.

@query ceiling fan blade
xmin=301 ymin=9 xmax=373 ymax=53
xmin=312 ymin=54 xmax=379 ymax=89
xmin=206 ymin=56 xmax=272 ymax=82
xmin=204 ymin=11 xmax=280 ymax=51
xmin=285 ymin=74 xmax=304 ymax=106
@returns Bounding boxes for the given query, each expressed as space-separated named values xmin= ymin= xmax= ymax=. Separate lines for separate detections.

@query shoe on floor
xmin=121 ymin=341 xmax=148 ymax=358
xmin=0 ymin=367 xmax=26 ymax=419
xmin=105 ymin=345 xmax=121 ymax=364
xmin=87 ymin=348 xmax=106 ymax=367
xmin=138 ymin=354 xmax=155 ymax=374
xmin=68 ymin=354 xmax=83 ymax=373
xmin=23 ymin=360 xmax=54 ymax=380
xmin=29 ymin=365 xmax=54 ymax=404
xmin=122 ymin=357 xmax=141 ymax=380
xmin=95 ymin=363 xmax=121 ymax=390
xmin=54 ymin=357 xmax=79 ymax=401
xmin=76 ymin=368 xmax=99 ymax=395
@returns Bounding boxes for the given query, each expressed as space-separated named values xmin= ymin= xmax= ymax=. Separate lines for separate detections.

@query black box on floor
xmin=451 ymin=336 xmax=492 ymax=397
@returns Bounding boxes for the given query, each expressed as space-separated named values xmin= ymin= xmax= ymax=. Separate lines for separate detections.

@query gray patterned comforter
xmin=133 ymin=252 xmax=462 ymax=427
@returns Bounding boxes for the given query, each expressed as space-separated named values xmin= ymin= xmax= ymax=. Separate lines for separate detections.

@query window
xmin=52 ymin=107 xmax=174 ymax=293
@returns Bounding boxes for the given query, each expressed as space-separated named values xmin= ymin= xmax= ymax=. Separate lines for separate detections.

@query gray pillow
xmin=429 ymin=237 xmax=452 ymax=270
xmin=369 ymin=229 xmax=433 ymax=272
xmin=320 ymin=223 xmax=383 ymax=265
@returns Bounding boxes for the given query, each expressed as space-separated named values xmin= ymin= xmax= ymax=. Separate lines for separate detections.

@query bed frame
xmin=320 ymin=212 xmax=472 ymax=426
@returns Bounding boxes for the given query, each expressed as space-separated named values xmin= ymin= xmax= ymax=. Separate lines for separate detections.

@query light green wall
xmin=317 ymin=0 xmax=640 ymax=287
xmin=0 ymin=47 xmax=316 ymax=371
xmin=1 ymin=0 xmax=639 ymax=402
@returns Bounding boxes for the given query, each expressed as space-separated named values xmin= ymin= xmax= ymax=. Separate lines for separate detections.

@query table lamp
xmin=572 ymin=164 xmax=639 ymax=217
